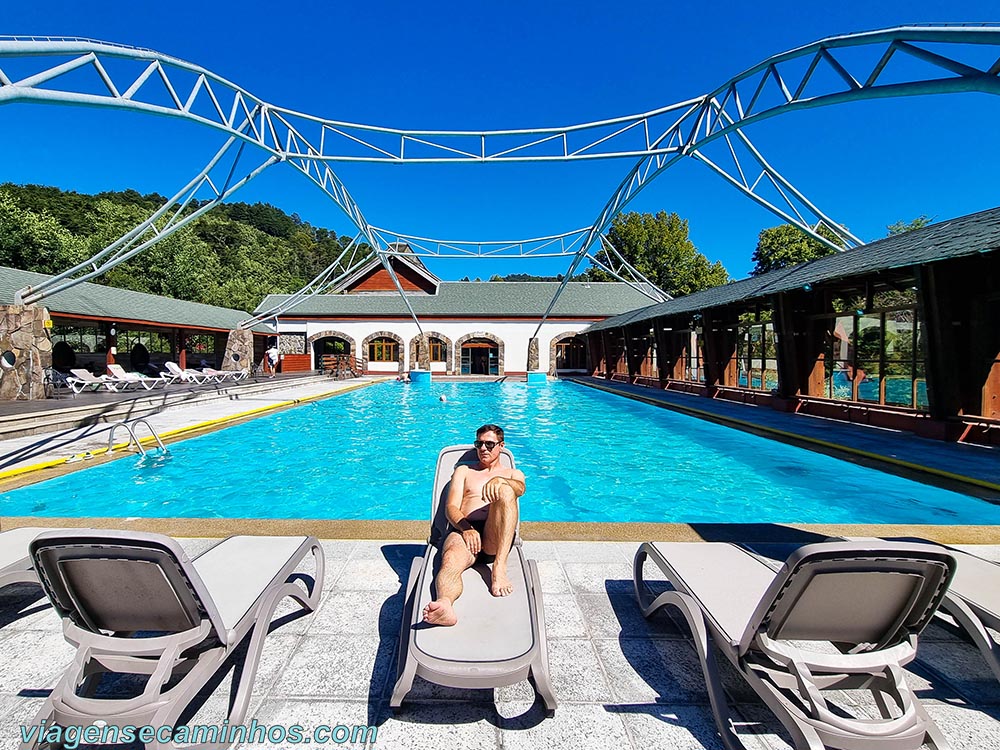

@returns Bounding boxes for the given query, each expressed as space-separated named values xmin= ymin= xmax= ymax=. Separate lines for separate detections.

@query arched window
xmin=429 ymin=337 xmax=446 ymax=362
xmin=368 ymin=337 xmax=398 ymax=362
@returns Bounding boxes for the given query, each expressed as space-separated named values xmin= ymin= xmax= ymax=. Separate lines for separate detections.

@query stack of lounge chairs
xmin=55 ymin=361 xmax=249 ymax=393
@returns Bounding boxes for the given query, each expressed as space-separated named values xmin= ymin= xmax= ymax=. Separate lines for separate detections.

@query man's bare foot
xmin=422 ymin=599 xmax=458 ymax=626
xmin=490 ymin=565 xmax=514 ymax=597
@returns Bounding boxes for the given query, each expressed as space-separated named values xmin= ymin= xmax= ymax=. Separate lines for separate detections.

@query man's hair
xmin=476 ymin=423 xmax=504 ymax=442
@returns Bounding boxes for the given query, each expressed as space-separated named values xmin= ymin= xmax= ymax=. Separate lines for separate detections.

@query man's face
xmin=474 ymin=431 xmax=502 ymax=459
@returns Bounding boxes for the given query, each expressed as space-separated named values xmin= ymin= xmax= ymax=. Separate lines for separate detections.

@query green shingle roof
xmin=257 ymin=281 xmax=655 ymax=317
xmin=588 ymin=206 xmax=1000 ymax=332
xmin=0 ymin=266 xmax=268 ymax=332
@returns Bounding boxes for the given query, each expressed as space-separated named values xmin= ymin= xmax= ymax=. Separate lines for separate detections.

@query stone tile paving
xmin=2 ymin=540 xmax=1000 ymax=750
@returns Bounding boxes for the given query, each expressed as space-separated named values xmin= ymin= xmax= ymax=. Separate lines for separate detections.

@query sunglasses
xmin=474 ymin=440 xmax=500 ymax=451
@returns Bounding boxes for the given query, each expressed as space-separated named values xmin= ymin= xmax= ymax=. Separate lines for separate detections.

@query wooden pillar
xmin=587 ymin=332 xmax=603 ymax=376
xmin=624 ymin=323 xmax=646 ymax=382
xmin=661 ymin=327 xmax=687 ymax=382
xmin=773 ymin=290 xmax=827 ymax=400
xmin=702 ymin=308 xmax=738 ymax=394
xmin=178 ymin=329 xmax=187 ymax=370
xmin=654 ymin=318 xmax=671 ymax=389
xmin=918 ymin=255 xmax=1000 ymax=419
xmin=601 ymin=330 xmax=615 ymax=380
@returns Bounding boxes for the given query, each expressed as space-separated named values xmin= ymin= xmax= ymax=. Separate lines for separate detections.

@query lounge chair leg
xmin=634 ymin=547 xmax=749 ymax=750
xmin=527 ymin=559 xmax=557 ymax=715
xmin=940 ymin=595 xmax=1000 ymax=685
xmin=390 ymin=557 xmax=423 ymax=710
xmin=634 ymin=544 xmax=685 ymax=620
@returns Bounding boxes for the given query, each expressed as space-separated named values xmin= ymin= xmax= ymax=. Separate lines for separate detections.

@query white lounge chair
xmin=21 ymin=529 xmax=324 ymax=749
xmin=199 ymin=367 xmax=246 ymax=382
xmin=163 ymin=360 xmax=211 ymax=384
xmin=66 ymin=368 xmax=118 ymax=393
xmin=107 ymin=364 xmax=166 ymax=390
xmin=634 ymin=540 xmax=956 ymax=750
xmin=390 ymin=445 xmax=556 ymax=714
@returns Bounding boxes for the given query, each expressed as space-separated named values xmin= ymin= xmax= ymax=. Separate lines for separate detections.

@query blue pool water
xmin=2 ymin=381 xmax=997 ymax=523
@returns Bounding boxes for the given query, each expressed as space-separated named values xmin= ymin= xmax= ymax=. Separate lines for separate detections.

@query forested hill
xmin=0 ymin=183 xmax=357 ymax=312
xmin=1 ymin=184 xmax=734 ymax=311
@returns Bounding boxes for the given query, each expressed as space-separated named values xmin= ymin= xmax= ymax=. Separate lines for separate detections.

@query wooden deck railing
xmin=320 ymin=354 xmax=361 ymax=379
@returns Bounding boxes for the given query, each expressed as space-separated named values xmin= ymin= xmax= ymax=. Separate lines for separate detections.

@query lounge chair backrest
xmin=740 ymin=541 xmax=955 ymax=655
xmin=29 ymin=529 xmax=227 ymax=638
xmin=164 ymin=361 xmax=184 ymax=376
xmin=107 ymin=364 xmax=130 ymax=378
xmin=69 ymin=368 xmax=100 ymax=382
xmin=429 ymin=444 xmax=516 ymax=546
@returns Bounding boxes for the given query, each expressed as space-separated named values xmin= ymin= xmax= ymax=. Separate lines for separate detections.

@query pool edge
xmin=2 ymin=517 xmax=998 ymax=544
xmin=567 ymin=377 xmax=1000 ymax=499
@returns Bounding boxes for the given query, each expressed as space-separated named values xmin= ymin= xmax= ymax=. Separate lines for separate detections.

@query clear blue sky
xmin=2 ymin=1 xmax=999 ymax=281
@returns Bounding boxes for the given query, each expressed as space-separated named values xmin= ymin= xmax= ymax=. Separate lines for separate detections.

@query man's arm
xmin=483 ymin=468 xmax=525 ymax=501
xmin=504 ymin=469 xmax=526 ymax=498
xmin=444 ymin=466 xmax=472 ymax=530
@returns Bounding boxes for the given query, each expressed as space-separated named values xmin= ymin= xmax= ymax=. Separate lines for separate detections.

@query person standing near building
xmin=266 ymin=343 xmax=280 ymax=377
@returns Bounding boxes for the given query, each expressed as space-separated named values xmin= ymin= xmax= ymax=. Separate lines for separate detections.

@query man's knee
xmin=441 ymin=540 xmax=473 ymax=568
xmin=493 ymin=483 xmax=518 ymax=507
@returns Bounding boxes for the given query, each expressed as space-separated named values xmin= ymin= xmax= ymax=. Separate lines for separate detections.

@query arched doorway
xmin=307 ymin=330 xmax=357 ymax=373
xmin=460 ymin=338 xmax=499 ymax=375
xmin=550 ymin=333 xmax=589 ymax=374
xmin=314 ymin=335 xmax=351 ymax=357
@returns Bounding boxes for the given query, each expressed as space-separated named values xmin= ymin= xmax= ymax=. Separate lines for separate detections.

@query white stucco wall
xmin=277 ymin=318 xmax=597 ymax=374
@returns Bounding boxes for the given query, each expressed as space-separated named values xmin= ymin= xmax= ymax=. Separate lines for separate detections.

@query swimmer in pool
xmin=422 ymin=423 xmax=525 ymax=626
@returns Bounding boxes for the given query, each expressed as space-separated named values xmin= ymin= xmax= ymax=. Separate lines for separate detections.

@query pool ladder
xmin=107 ymin=418 xmax=168 ymax=456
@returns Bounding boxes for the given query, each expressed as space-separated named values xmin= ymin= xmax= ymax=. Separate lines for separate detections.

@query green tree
xmin=750 ymin=223 xmax=845 ymax=276
xmin=886 ymin=215 xmax=934 ymax=236
xmin=586 ymin=210 xmax=728 ymax=296
xmin=0 ymin=190 xmax=88 ymax=272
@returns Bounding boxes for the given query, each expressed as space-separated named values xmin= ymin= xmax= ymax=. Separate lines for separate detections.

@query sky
xmin=2 ymin=1 xmax=1000 ymax=281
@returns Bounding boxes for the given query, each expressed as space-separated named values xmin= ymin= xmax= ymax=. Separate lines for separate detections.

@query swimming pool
xmin=2 ymin=380 xmax=997 ymax=523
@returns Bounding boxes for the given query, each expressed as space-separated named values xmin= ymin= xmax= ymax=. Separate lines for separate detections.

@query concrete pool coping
xmin=3 ymin=517 xmax=1000 ymax=545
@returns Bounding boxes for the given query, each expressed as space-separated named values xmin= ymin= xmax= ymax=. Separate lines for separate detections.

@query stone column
xmin=527 ymin=337 xmax=540 ymax=371
xmin=416 ymin=333 xmax=430 ymax=370
xmin=224 ymin=328 xmax=254 ymax=373
xmin=0 ymin=304 xmax=52 ymax=400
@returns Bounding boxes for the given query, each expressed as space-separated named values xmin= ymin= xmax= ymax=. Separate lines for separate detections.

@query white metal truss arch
xmin=3 ymin=26 xmax=1000 ymax=329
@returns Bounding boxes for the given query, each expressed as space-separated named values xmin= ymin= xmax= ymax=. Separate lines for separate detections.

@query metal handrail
xmin=107 ymin=418 xmax=168 ymax=456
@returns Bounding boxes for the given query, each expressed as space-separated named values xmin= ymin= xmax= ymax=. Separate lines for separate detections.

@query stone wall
xmin=0 ymin=304 xmax=52 ymax=400
xmin=223 ymin=328 xmax=254 ymax=373
xmin=279 ymin=334 xmax=306 ymax=355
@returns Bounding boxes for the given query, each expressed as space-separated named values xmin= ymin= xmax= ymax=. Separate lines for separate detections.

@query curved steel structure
xmin=2 ymin=25 xmax=999 ymax=329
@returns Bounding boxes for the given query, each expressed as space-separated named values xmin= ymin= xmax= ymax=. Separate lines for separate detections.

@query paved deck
xmin=568 ymin=377 xmax=1000 ymax=497
xmin=2 ymin=538 xmax=1000 ymax=750
xmin=0 ymin=375 xmax=384 ymax=478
